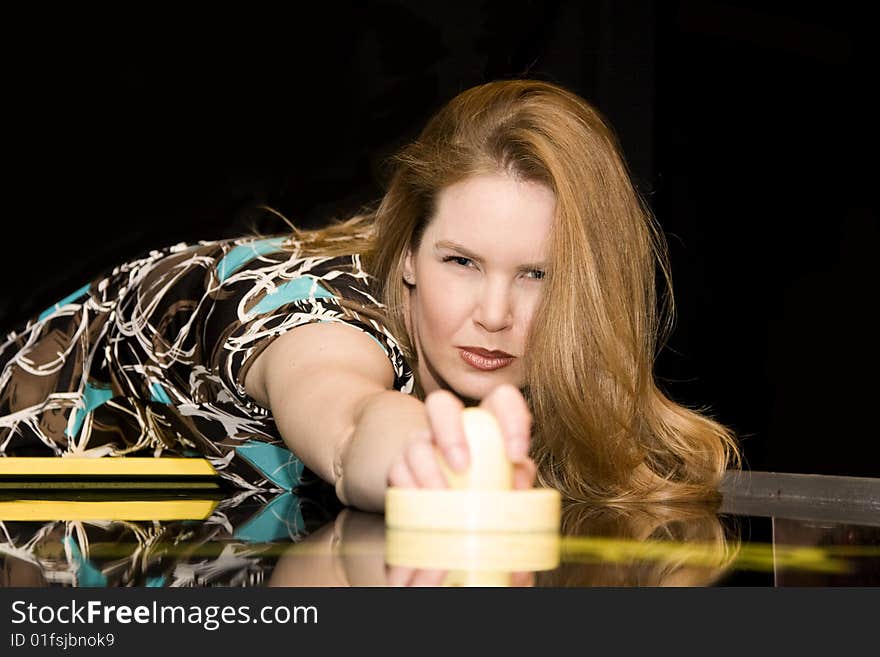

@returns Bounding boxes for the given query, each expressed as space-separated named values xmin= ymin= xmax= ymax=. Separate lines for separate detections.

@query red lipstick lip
xmin=459 ymin=348 xmax=515 ymax=372
xmin=460 ymin=346 xmax=514 ymax=358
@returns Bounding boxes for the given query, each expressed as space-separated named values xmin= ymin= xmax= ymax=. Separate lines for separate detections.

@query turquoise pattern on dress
xmin=150 ymin=382 xmax=173 ymax=404
xmin=233 ymin=492 xmax=304 ymax=543
xmin=216 ymin=237 xmax=287 ymax=282
xmin=249 ymin=277 xmax=333 ymax=315
xmin=65 ymin=382 xmax=114 ymax=438
xmin=38 ymin=283 xmax=90 ymax=321
xmin=234 ymin=441 xmax=305 ymax=491
xmin=64 ymin=536 xmax=108 ymax=587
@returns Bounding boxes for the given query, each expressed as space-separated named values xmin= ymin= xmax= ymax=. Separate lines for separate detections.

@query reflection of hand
xmin=384 ymin=566 xmax=448 ymax=586
xmin=384 ymin=566 xmax=536 ymax=587
xmin=267 ymin=512 xmax=352 ymax=587
xmin=387 ymin=384 xmax=537 ymax=490
xmin=269 ymin=509 xmax=394 ymax=587
xmin=268 ymin=509 xmax=541 ymax=587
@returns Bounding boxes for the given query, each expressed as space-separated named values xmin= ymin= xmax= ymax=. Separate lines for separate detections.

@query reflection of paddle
xmin=386 ymin=527 xmax=560 ymax=586
xmin=0 ymin=497 xmax=219 ymax=521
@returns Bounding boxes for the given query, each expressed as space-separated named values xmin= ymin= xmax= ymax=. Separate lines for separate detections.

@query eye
xmin=443 ymin=255 xmax=474 ymax=268
xmin=443 ymin=256 xmax=546 ymax=280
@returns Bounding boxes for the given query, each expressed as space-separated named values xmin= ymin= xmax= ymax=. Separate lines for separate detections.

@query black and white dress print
xmin=0 ymin=234 xmax=415 ymax=493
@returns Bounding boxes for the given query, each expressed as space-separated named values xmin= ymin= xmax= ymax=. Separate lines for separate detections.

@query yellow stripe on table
xmin=0 ymin=457 xmax=217 ymax=477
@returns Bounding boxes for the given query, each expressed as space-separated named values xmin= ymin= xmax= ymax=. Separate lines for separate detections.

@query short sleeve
xmin=204 ymin=244 xmax=414 ymax=405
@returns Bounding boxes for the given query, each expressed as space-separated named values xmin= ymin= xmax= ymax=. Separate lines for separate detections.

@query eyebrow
xmin=434 ymin=240 xmax=548 ymax=270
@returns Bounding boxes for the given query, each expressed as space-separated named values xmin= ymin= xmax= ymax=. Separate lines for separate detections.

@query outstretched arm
xmin=245 ymin=321 xmax=536 ymax=513
xmin=244 ymin=321 xmax=429 ymax=511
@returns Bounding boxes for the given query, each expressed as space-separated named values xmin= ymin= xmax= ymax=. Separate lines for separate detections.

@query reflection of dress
xmin=0 ymin=488 xmax=344 ymax=587
xmin=0 ymin=235 xmax=414 ymax=491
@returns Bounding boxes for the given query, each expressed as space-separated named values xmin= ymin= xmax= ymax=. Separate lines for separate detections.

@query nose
xmin=473 ymin=277 xmax=514 ymax=332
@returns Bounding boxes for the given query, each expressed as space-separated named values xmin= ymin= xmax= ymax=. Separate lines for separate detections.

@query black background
xmin=3 ymin=2 xmax=877 ymax=477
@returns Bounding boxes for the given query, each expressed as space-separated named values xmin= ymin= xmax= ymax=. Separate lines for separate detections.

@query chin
xmin=450 ymin=372 xmax=518 ymax=403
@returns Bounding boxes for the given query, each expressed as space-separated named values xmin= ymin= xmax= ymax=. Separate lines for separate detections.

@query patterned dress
xmin=0 ymin=235 xmax=415 ymax=493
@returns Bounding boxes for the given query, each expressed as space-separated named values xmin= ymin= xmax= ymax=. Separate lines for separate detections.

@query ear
xmin=403 ymin=247 xmax=416 ymax=285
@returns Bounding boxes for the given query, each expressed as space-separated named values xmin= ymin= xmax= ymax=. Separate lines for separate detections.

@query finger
xmin=387 ymin=456 xmax=417 ymax=488
xmin=409 ymin=569 xmax=448 ymax=587
xmin=424 ymin=389 xmax=469 ymax=471
xmin=385 ymin=564 xmax=416 ymax=587
xmin=510 ymin=571 xmax=536 ymax=587
xmin=512 ymin=457 xmax=537 ymax=490
xmin=405 ymin=440 xmax=450 ymax=488
xmin=481 ymin=384 xmax=533 ymax=462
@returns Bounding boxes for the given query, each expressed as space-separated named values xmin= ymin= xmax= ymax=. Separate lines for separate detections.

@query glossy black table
xmin=1 ymin=471 xmax=877 ymax=587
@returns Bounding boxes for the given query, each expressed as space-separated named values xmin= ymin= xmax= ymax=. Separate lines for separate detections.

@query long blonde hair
xmin=264 ymin=78 xmax=739 ymax=503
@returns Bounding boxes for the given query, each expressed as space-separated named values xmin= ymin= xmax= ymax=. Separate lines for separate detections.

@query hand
xmin=386 ymin=383 xmax=537 ymax=490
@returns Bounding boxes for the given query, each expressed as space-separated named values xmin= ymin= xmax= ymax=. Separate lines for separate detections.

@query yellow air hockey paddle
xmin=385 ymin=408 xmax=561 ymax=533
xmin=385 ymin=408 xmax=561 ymax=585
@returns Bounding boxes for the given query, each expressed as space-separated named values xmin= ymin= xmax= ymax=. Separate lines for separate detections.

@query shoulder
xmin=244 ymin=318 xmax=396 ymax=409
xmin=209 ymin=237 xmax=413 ymax=401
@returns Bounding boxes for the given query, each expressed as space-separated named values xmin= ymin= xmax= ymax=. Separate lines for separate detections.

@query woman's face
xmin=403 ymin=171 xmax=555 ymax=402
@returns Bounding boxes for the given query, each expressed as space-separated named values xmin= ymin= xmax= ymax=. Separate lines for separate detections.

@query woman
xmin=0 ymin=79 xmax=739 ymax=512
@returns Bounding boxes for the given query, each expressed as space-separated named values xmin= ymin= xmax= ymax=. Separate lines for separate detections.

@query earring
xmin=404 ymin=272 xmax=415 ymax=285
